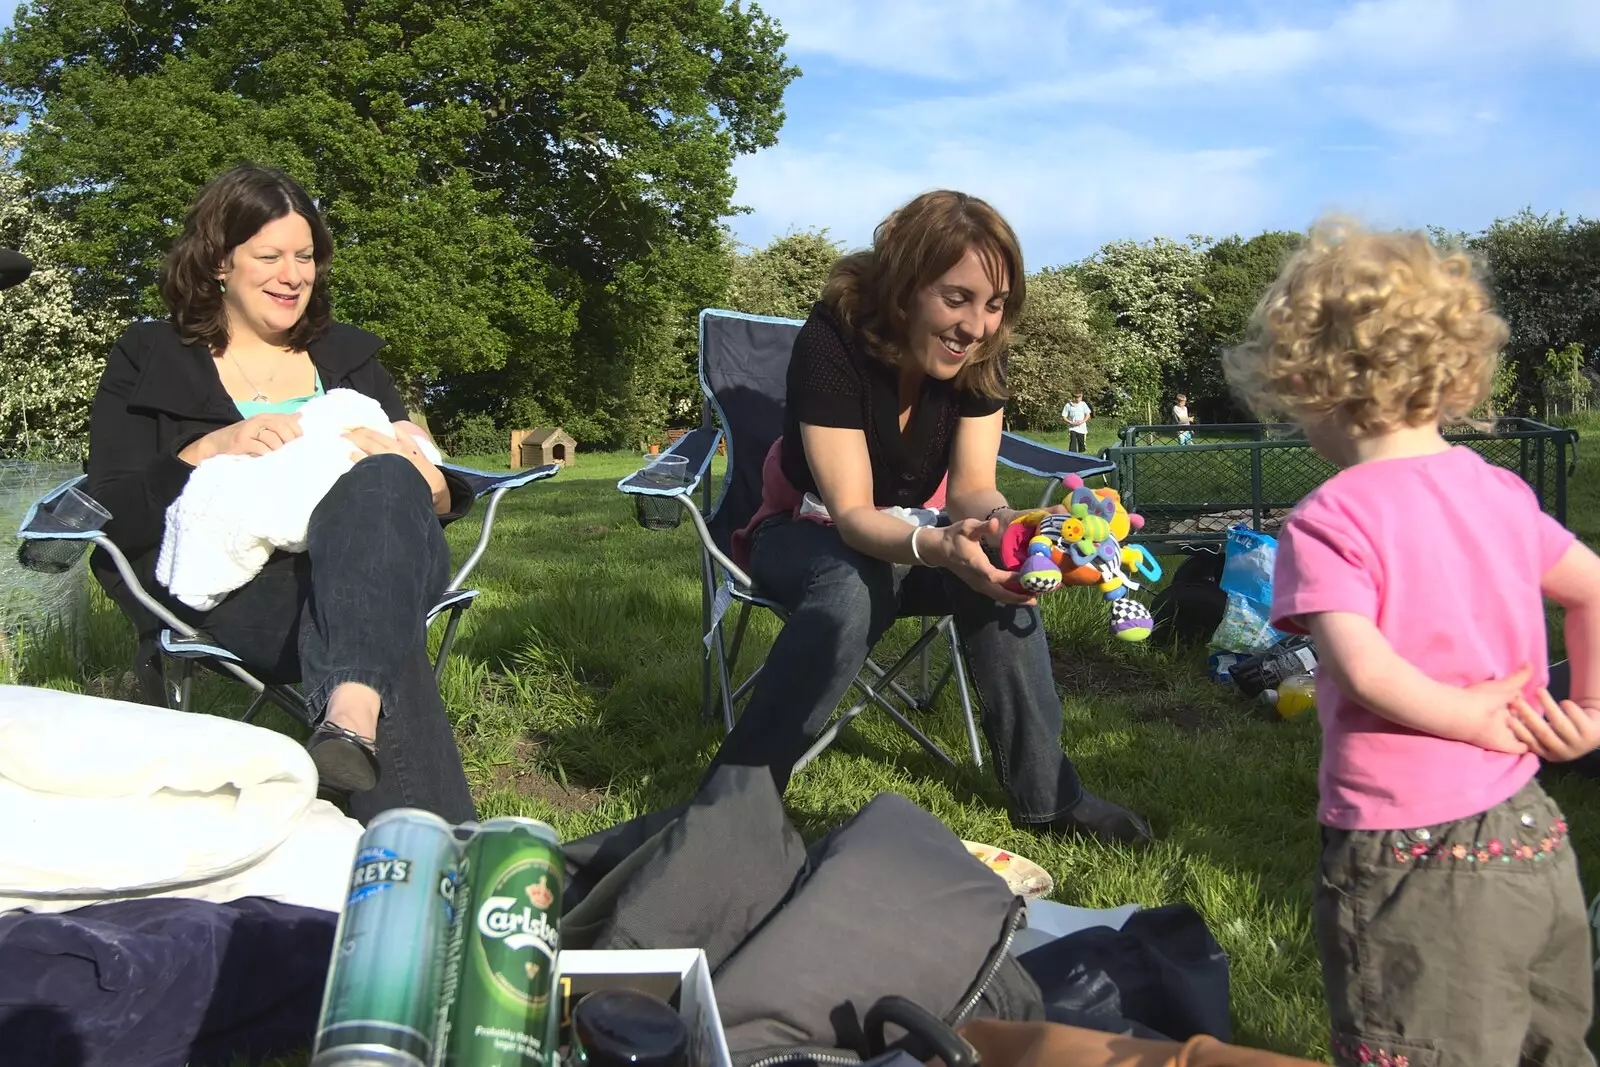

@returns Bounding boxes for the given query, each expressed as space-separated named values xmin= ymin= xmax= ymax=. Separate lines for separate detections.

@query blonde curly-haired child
xmin=1225 ymin=218 xmax=1600 ymax=1067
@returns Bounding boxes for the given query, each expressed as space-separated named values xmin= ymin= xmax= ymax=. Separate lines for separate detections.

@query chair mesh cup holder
xmin=18 ymin=537 xmax=90 ymax=575
xmin=634 ymin=494 xmax=684 ymax=531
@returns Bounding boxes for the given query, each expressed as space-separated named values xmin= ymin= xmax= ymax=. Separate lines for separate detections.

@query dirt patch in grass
xmin=1126 ymin=688 xmax=1235 ymax=733
xmin=491 ymin=738 xmax=605 ymax=813
xmin=578 ymin=524 xmax=610 ymax=540
xmin=1053 ymin=641 xmax=1250 ymax=733
xmin=1050 ymin=643 xmax=1166 ymax=698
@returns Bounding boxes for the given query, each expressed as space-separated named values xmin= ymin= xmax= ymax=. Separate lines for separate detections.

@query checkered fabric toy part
xmin=998 ymin=474 xmax=1161 ymax=642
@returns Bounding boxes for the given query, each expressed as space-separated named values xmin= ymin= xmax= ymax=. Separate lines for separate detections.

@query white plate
xmin=962 ymin=840 xmax=1055 ymax=900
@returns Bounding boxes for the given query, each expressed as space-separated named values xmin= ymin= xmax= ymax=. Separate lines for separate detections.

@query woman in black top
xmin=85 ymin=165 xmax=475 ymax=825
xmin=708 ymin=191 xmax=1150 ymax=845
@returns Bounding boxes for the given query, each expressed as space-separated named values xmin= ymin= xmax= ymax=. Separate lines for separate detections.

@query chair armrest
xmin=617 ymin=427 xmax=722 ymax=497
xmin=997 ymin=432 xmax=1115 ymax=481
xmin=441 ymin=463 xmax=560 ymax=592
xmin=440 ymin=462 xmax=560 ymax=502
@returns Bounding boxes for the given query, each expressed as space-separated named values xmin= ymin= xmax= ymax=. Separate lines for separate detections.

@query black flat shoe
xmin=1013 ymin=791 xmax=1153 ymax=848
xmin=307 ymin=720 xmax=381 ymax=794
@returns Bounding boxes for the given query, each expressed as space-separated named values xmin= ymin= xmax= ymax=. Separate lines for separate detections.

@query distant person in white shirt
xmin=1062 ymin=392 xmax=1091 ymax=453
xmin=1173 ymin=393 xmax=1194 ymax=445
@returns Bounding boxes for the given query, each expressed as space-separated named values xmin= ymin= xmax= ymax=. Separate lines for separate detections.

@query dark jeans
xmin=1316 ymin=779 xmax=1594 ymax=1067
xmin=1068 ymin=430 xmax=1087 ymax=453
xmin=707 ymin=517 xmax=1083 ymax=821
xmin=167 ymin=454 xmax=475 ymax=825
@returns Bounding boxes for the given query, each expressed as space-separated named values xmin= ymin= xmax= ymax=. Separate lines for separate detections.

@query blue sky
xmin=729 ymin=0 xmax=1600 ymax=266
xmin=6 ymin=0 xmax=1598 ymax=268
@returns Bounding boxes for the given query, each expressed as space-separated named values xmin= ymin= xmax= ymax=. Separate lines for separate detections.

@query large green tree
xmin=1182 ymin=230 xmax=1302 ymax=419
xmin=1468 ymin=210 xmax=1600 ymax=415
xmin=0 ymin=0 xmax=797 ymax=445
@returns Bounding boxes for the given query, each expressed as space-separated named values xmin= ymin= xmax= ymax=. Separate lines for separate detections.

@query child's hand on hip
xmin=1509 ymin=689 xmax=1600 ymax=762
xmin=1458 ymin=667 xmax=1533 ymax=754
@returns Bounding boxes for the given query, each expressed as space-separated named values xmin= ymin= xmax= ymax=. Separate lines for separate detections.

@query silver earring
xmin=218 ymin=280 xmax=227 ymax=293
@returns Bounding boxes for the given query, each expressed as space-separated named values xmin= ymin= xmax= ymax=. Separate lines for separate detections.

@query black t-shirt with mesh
xmin=780 ymin=302 xmax=1005 ymax=509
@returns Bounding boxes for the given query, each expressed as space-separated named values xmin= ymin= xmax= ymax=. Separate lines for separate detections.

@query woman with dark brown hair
xmin=85 ymin=164 xmax=475 ymax=824
xmin=707 ymin=191 xmax=1150 ymax=845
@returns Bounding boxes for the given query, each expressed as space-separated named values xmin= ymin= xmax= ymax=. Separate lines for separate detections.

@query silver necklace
xmin=227 ymin=351 xmax=281 ymax=403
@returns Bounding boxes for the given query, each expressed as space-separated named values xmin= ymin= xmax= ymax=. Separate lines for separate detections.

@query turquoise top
xmin=234 ymin=373 xmax=325 ymax=418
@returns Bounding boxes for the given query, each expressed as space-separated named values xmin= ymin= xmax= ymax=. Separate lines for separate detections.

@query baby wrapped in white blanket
xmin=156 ymin=388 xmax=443 ymax=610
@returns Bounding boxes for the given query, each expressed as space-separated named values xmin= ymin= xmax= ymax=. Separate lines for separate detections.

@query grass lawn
xmin=9 ymin=415 xmax=1600 ymax=1065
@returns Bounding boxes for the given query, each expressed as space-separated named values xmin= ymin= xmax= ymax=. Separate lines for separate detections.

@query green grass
xmin=9 ymin=417 xmax=1600 ymax=1065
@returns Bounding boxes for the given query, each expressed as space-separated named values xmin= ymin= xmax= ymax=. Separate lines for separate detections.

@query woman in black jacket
xmin=85 ymin=165 xmax=475 ymax=824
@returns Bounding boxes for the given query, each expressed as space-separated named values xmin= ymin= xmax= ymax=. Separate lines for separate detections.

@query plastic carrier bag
xmin=1210 ymin=526 xmax=1286 ymax=654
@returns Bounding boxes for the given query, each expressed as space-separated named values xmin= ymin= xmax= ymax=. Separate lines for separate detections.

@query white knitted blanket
xmin=0 ymin=685 xmax=362 ymax=915
xmin=156 ymin=388 xmax=443 ymax=610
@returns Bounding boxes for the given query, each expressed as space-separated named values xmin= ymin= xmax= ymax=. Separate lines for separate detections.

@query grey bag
xmin=561 ymin=767 xmax=1043 ymax=1065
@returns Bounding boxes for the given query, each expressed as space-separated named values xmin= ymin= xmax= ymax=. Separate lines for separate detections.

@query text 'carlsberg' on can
xmin=312 ymin=808 xmax=463 ymax=1067
xmin=441 ymin=817 xmax=564 ymax=1067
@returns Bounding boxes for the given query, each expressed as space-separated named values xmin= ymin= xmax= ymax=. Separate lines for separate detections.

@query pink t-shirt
xmin=1270 ymin=447 xmax=1575 ymax=830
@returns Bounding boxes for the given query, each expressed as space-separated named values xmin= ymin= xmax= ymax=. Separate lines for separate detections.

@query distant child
xmin=1224 ymin=219 xmax=1600 ymax=1067
xmin=1172 ymin=393 xmax=1193 ymax=444
xmin=1062 ymin=391 xmax=1092 ymax=452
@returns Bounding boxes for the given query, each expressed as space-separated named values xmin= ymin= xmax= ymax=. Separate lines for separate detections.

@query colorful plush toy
xmin=998 ymin=475 xmax=1163 ymax=642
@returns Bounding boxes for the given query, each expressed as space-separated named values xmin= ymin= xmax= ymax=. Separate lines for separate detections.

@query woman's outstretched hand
xmin=344 ymin=425 xmax=450 ymax=514
xmin=928 ymin=518 xmax=1035 ymax=605
xmin=180 ymin=412 xmax=304 ymax=465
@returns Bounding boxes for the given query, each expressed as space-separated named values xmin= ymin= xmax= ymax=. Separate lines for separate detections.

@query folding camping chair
xmin=14 ymin=462 xmax=559 ymax=725
xmin=617 ymin=308 xmax=1115 ymax=775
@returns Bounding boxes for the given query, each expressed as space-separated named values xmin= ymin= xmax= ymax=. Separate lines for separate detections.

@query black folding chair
xmin=618 ymin=308 xmax=1114 ymax=774
xmin=15 ymin=462 xmax=559 ymax=724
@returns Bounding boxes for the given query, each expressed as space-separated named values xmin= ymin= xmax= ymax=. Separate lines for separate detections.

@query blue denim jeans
xmin=707 ymin=516 xmax=1083 ymax=821
xmin=171 ymin=454 xmax=476 ymax=825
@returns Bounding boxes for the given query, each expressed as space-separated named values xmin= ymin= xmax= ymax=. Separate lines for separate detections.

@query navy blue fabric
xmin=1016 ymin=904 xmax=1231 ymax=1043
xmin=0 ymin=897 xmax=334 ymax=1067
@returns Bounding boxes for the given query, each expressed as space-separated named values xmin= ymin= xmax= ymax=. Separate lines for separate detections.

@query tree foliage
xmin=726 ymin=228 xmax=840 ymax=320
xmin=0 ymin=0 xmax=798 ymax=446
xmin=1003 ymin=267 xmax=1106 ymax=431
xmin=1468 ymin=210 xmax=1600 ymax=414
xmin=1182 ymin=231 xmax=1302 ymax=419
xmin=0 ymin=130 xmax=121 ymax=456
xmin=1074 ymin=236 xmax=1208 ymax=419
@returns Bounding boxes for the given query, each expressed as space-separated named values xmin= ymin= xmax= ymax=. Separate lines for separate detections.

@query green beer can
xmin=442 ymin=817 xmax=564 ymax=1067
xmin=312 ymin=808 xmax=463 ymax=1067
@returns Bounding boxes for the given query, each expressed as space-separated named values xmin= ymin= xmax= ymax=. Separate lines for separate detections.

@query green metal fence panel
xmin=1106 ymin=419 xmax=1579 ymax=550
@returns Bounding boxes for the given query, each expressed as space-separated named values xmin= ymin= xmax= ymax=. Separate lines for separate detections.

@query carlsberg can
xmin=312 ymin=808 xmax=463 ymax=1067
xmin=442 ymin=817 xmax=564 ymax=1066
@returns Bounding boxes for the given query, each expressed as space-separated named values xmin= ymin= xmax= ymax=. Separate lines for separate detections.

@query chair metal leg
xmin=793 ymin=621 xmax=957 ymax=774
xmin=699 ymin=550 xmax=717 ymax=723
xmin=919 ymin=616 xmax=932 ymax=703
xmin=241 ymin=690 xmax=271 ymax=725
xmin=947 ymin=620 xmax=983 ymax=768
xmin=177 ymin=661 xmax=193 ymax=713
xmin=724 ymin=603 xmax=753 ymax=678
xmin=433 ymin=606 xmax=467 ymax=683
xmin=711 ymin=613 xmax=737 ymax=733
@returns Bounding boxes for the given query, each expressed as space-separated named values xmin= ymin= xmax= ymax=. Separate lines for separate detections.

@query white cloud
xmin=730 ymin=0 xmax=1600 ymax=260
xmin=731 ymin=129 xmax=1278 ymax=265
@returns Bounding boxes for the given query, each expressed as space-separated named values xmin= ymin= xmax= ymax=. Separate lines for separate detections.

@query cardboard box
xmin=554 ymin=949 xmax=731 ymax=1067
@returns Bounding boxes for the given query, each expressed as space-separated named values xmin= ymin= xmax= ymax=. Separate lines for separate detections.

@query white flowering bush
xmin=1004 ymin=268 xmax=1109 ymax=431
xmin=0 ymin=133 xmax=120 ymax=458
xmin=1076 ymin=237 xmax=1208 ymax=419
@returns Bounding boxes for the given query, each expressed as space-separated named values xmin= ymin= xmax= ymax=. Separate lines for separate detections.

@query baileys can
xmin=312 ymin=808 xmax=463 ymax=1067
xmin=441 ymin=817 xmax=564 ymax=1066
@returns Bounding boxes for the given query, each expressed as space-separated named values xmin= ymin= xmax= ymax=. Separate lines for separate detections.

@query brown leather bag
xmin=958 ymin=1020 xmax=1323 ymax=1067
